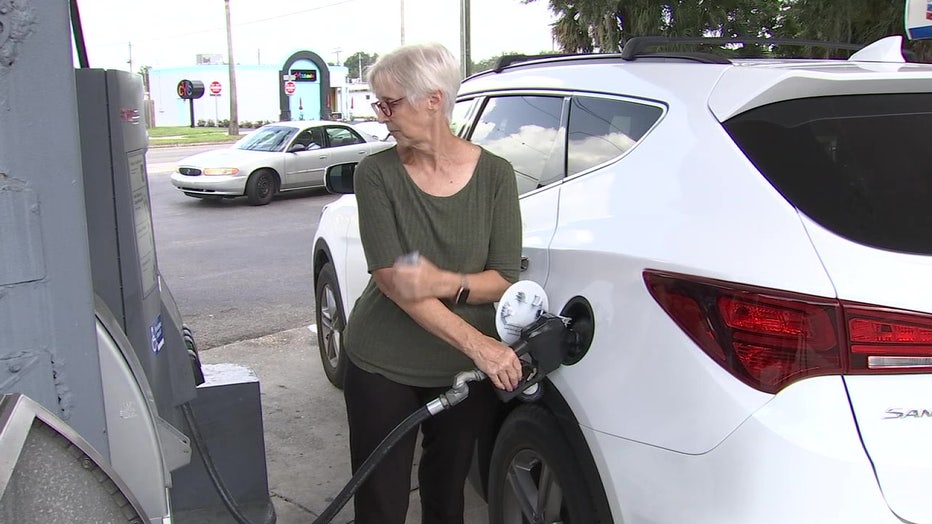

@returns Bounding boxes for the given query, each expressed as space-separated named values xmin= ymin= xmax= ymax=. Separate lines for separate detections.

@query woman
xmin=341 ymin=42 xmax=523 ymax=523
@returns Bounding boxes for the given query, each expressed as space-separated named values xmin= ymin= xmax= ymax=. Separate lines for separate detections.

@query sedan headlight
xmin=203 ymin=167 xmax=240 ymax=176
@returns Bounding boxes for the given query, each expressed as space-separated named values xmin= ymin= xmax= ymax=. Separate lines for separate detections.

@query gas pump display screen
xmin=128 ymin=153 xmax=158 ymax=296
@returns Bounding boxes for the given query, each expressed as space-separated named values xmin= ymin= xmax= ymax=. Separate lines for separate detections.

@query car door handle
xmin=357 ymin=151 xmax=366 ymax=155
xmin=520 ymin=256 xmax=529 ymax=271
xmin=319 ymin=155 xmax=327 ymax=160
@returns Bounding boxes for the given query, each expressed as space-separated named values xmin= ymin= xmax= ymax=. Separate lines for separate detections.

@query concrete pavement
xmin=197 ymin=325 xmax=489 ymax=523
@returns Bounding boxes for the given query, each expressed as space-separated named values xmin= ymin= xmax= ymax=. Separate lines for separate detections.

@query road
xmin=146 ymin=144 xmax=339 ymax=350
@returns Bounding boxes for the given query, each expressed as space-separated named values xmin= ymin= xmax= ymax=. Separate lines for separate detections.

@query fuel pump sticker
xmin=128 ymin=153 xmax=158 ymax=297
xmin=150 ymin=315 xmax=165 ymax=353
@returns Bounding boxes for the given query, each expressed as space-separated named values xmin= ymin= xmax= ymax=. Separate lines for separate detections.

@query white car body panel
xmin=844 ymin=375 xmax=932 ymax=524
xmin=800 ymin=215 xmax=932 ymax=315
xmin=543 ymin=86 xmax=835 ymax=452
xmin=587 ymin=377 xmax=896 ymax=523
xmin=314 ymin=194 xmax=354 ymax=300
xmin=708 ymin=62 xmax=932 ymax=121
xmin=799 ymin=216 xmax=932 ymax=523
xmin=171 ymin=148 xmax=282 ymax=194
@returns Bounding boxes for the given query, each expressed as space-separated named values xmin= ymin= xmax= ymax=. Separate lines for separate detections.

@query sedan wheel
xmin=315 ymin=262 xmax=347 ymax=389
xmin=488 ymin=405 xmax=598 ymax=524
xmin=246 ymin=169 xmax=276 ymax=206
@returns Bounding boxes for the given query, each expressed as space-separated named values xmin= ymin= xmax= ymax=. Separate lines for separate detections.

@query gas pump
xmin=0 ymin=3 xmax=273 ymax=523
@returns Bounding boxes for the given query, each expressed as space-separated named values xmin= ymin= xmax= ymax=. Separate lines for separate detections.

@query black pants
xmin=343 ymin=357 xmax=497 ymax=524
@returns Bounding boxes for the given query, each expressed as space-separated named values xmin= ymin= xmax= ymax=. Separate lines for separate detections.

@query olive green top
xmin=343 ymin=146 xmax=522 ymax=387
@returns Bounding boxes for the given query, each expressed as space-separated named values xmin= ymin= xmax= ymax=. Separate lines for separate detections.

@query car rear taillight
xmin=644 ymin=270 xmax=932 ymax=394
xmin=845 ymin=305 xmax=932 ymax=371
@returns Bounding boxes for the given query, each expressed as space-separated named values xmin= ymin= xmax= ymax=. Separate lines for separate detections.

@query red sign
xmin=284 ymin=80 xmax=296 ymax=95
xmin=209 ymin=81 xmax=222 ymax=95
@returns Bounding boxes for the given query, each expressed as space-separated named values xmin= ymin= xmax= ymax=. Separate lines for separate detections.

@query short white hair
xmin=367 ymin=43 xmax=461 ymax=120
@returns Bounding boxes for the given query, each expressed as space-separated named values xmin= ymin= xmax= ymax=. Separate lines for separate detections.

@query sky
xmin=76 ymin=0 xmax=559 ymax=72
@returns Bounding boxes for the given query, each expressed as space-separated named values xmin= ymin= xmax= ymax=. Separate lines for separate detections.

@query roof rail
xmin=490 ymin=53 xmax=578 ymax=73
xmin=620 ymin=36 xmax=864 ymax=61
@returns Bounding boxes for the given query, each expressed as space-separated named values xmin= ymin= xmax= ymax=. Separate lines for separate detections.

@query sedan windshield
xmin=235 ymin=126 xmax=297 ymax=152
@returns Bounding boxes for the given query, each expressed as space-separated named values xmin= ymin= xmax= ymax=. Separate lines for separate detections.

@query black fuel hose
xmin=181 ymin=402 xmax=276 ymax=524
xmin=312 ymin=405 xmax=433 ymax=524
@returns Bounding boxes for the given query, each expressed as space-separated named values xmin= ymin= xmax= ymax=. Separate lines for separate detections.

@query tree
xmin=522 ymin=0 xmax=931 ymax=61
xmin=774 ymin=0 xmax=932 ymax=60
xmin=137 ymin=65 xmax=151 ymax=94
xmin=345 ymin=51 xmax=379 ymax=81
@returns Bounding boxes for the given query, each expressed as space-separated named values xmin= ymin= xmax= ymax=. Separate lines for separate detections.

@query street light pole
xmin=400 ymin=0 xmax=405 ymax=46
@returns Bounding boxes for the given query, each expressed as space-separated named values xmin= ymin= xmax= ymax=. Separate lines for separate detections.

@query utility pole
xmin=224 ymin=0 xmax=239 ymax=135
xmin=460 ymin=0 xmax=471 ymax=77
xmin=400 ymin=0 xmax=405 ymax=45
xmin=127 ymin=41 xmax=133 ymax=73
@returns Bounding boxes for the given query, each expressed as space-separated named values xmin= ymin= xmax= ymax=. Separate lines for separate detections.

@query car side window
xmin=326 ymin=127 xmax=365 ymax=148
xmin=567 ymin=96 xmax=663 ymax=176
xmin=293 ymin=127 xmax=324 ymax=150
xmin=451 ymin=98 xmax=479 ymax=138
xmin=469 ymin=95 xmax=566 ymax=194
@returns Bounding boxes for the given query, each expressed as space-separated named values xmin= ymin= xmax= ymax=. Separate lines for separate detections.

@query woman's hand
xmin=392 ymin=254 xmax=444 ymax=301
xmin=470 ymin=337 xmax=524 ymax=391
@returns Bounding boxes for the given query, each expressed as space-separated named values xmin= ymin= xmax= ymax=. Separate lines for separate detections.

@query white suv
xmin=311 ymin=36 xmax=932 ymax=523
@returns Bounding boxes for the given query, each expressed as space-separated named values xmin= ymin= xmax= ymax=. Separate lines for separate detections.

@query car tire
xmin=315 ymin=262 xmax=347 ymax=389
xmin=487 ymin=405 xmax=600 ymax=524
xmin=245 ymin=169 xmax=276 ymax=206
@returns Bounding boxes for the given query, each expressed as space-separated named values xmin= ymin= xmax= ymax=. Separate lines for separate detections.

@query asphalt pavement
xmin=197 ymin=325 xmax=489 ymax=524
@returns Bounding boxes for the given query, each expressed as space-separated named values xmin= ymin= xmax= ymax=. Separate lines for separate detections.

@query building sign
xmin=291 ymin=69 xmax=318 ymax=82
xmin=905 ymin=0 xmax=932 ymax=39
xmin=176 ymin=79 xmax=205 ymax=99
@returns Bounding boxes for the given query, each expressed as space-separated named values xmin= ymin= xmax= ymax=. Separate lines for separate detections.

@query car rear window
xmin=724 ymin=93 xmax=932 ymax=255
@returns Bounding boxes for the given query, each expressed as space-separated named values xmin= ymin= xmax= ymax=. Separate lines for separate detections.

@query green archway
xmin=279 ymin=50 xmax=331 ymax=121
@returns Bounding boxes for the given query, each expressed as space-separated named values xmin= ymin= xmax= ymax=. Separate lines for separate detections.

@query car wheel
xmin=245 ymin=169 xmax=276 ymax=206
xmin=488 ymin=405 xmax=599 ymax=524
xmin=315 ymin=262 xmax=347 ymax=389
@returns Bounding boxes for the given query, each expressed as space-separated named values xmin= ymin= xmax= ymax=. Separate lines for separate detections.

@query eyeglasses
xmin=371 ymin=97 xmax=405 ymax=117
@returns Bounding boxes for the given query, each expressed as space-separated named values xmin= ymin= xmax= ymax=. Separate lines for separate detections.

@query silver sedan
xmin=170 ymin=120 xmax=392 ymax=205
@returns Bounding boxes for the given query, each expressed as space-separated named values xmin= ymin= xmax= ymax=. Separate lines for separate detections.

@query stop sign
xmin=209 ymin=81 xmax=222 ymax=95
xmin=284 ymin=80 xmax=296 ymax=95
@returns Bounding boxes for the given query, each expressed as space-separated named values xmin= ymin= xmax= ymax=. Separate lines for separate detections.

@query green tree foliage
xmin=523 ymin=0 xmax=932 ymax=61
xmin=345 ymin=51 xmax=379 ymax=80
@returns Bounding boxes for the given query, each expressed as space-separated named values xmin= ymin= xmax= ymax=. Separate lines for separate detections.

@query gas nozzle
xmin=493 ymin=281 xmax=590 ymax=403
xmin=496 ymin=312 xmax=577 ymax=402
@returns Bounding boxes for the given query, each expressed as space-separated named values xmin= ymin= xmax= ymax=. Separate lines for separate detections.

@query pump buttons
xmin=560 ymin=296 xmax=594 ymax=365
